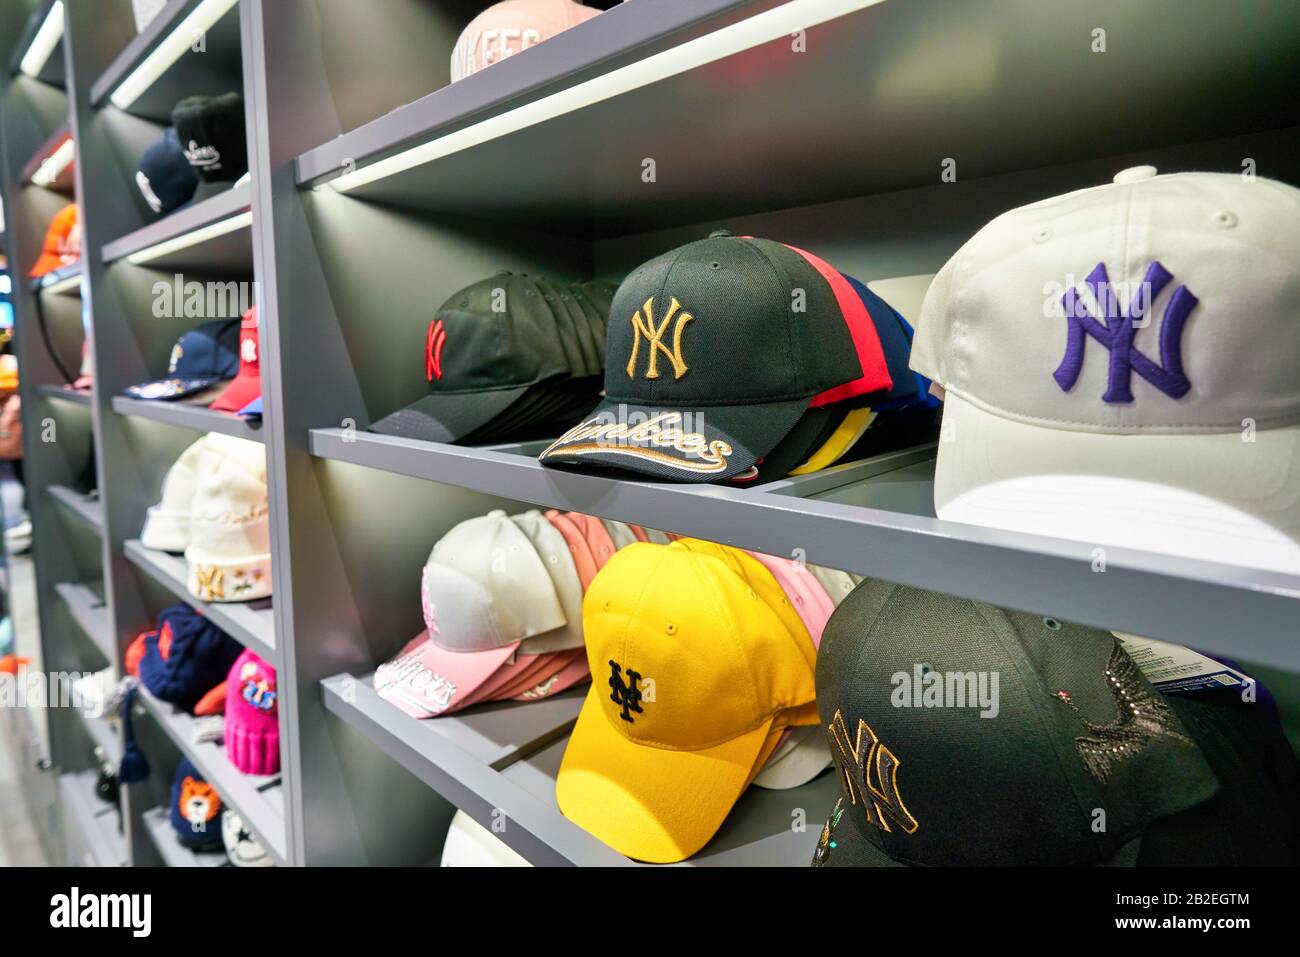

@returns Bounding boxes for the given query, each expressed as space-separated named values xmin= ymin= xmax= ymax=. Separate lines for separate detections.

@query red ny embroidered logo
xmin=426 ymin=319 xmax=447 ymax=381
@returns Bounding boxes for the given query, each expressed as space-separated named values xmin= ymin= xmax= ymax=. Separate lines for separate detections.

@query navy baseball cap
xmin=124 ymin=319 xmax=240 ymax=401
xmin=812 ymin=580 xmax=1300 ymax=866
xmin=136 ymin=127 xmax=198 ymax=216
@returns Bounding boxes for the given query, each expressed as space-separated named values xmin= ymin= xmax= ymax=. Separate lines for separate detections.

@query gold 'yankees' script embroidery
xmin=627 ymin=296 xmax=693 ymax=381
xmin=826 ymin=709 xmax=918 ymax=835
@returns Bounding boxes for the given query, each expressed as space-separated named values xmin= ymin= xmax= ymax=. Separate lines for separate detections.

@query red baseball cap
xmin=210 ymin=307 xmax=261 ymax=413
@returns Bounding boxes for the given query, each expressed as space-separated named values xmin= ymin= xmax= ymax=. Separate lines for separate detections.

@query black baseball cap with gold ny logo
xmin=539 ymin=235 xmax=863 ymax=481
xmin=812 ymin=579 xmax=1300 ymax=866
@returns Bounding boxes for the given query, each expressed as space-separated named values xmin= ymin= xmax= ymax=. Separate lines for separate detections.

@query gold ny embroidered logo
xmin=626 ymin=296 xmax=693 ymax=381
xmin=194 ymin=565 xmax=225 ymax=601
xmin=826 ymin=709 xmax=918 ymax=835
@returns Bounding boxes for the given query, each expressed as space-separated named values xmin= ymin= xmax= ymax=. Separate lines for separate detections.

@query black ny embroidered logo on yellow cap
xmin=626 ymin=296 xmax=693 ymax=381
xmin=608 ymin=659 xmax=645 ymax=723
xmin=826 ymin=709 xmax=918 ymax=834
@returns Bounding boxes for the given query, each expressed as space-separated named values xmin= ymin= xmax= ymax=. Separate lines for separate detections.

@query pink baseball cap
xmin=512 ymin=653 xmax=591 ymax=701
xmin=742 ymin=550 xmax=837 ymax=790
xmin=455 ymin=648 xmax=555 ymax=709
xmin=224 ymin=649 xmax=280 ymax=776
xmin=374 ymin=631 xmax=516 ymax=718
xmin=487 ymin=648 xmax=585 ymax=701
xmin=450 ymin=0 xmax=600 ymax=83
xmin=564 ymin=512 xmax=617 ymax=570
xmin=743 ymin=551 xmax=835 ymax=647
xmin=544 ymin=510 xmax=600 ymax=589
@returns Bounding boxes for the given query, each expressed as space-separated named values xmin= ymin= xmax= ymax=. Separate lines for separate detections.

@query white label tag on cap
xmin=1113 ymin=632 xmax=1252 ymax=694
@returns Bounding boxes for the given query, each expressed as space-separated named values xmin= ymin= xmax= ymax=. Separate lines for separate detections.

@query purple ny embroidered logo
xmin=1053 ymin=261 xmax=1197 ymax=403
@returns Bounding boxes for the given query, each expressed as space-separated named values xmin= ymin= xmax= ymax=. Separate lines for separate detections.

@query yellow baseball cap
xmin=557 ymin=540 xmax=817 ymax=863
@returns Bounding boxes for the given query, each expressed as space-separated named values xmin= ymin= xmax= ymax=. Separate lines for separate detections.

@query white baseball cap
xmin=423 ymin=510 xmax=566 ymax=654
xmin=510 ymin=510 xmax=584 ymax=653
xmin=912 ymin=167 xmax=1300 ymax=575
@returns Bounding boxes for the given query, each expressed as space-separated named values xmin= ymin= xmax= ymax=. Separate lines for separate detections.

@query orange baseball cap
xmin=29 ymin=203 xmax=80 ymax=278
xmin=557 ymin=540 xmax=817 ymax=863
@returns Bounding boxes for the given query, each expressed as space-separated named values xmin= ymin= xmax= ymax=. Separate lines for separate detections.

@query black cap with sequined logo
xmin=811 ymin=579 xmax=1300 ymax=866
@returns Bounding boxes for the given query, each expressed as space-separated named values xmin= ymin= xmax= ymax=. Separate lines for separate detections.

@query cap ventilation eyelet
xmin=1043 ymin=617 xmax=1062 ymax=631
xmin=1212 ymin=210 xmax=1238 ymax=229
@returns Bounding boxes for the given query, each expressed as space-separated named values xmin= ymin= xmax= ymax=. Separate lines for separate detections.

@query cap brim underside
xmin=556 ymin=687 xmax=775 ymax=863
xmin=369 ymin=384 xmax=532 ymax=444
xmin=540 ymin=396 xmax=810 ymax=482
xmin=935 ymin=391 xmax=1300 ymax=576
xmin=751 ymin=725 xmax=833 ymax=789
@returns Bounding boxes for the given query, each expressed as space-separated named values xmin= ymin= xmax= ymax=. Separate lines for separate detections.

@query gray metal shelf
xmin=321 ymin=673 xmax=827 ymax=866
xmin=88 ymin=0 xmax=243 ymax=123
xmin=296 ymin=0 xmax=766 ymax=186
xmin=58 ymin=770 xmax=128 ymax=867
xmin=47 ymin=484 xmax=104 ymax=534
xmin=100 ymin=181 xmax=251 ymax=270
xmin=79 ymin=708 xmax=123 ymax=768
xmin=308 ymin=428 xmax=1300 ymax=670
xmin=123 ymin=539 xmax=276 ymax=662
xmin=142 ymin=806 xmax=229 ymax=867
xmin=112 ymin=395 xmax=263 ymax=441
xmin=53 ymin=580 xmax=113 ymax=663
xmin=35 ymin=383 xmax=91 ymax=406
xmin=135 ymin=684 xmax=287 ymax=865
xmin=18 ymin=119 xmax=72 ymax=192
xmin=296 ymin=0 xmax=1300 ymax=236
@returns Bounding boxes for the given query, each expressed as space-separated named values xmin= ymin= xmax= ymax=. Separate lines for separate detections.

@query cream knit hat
xmin=185 ymin=433 xmax=271 ymax=602
xmin=141 ymin=435 xmax=207 ymax=552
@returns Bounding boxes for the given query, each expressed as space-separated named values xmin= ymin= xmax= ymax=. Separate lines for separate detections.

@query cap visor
xmin=456 ymin=649 xmax=558 ymax=708
xmin=512 ymin=654 xmax=591 ymax=701
xmin=935 ymin=392 xmax=1300 ymax=576
xmin=556 ymin=688 xmax=774 ymax=863
xmin=751 ymin=726 xmax=832 ymax=790
xmin=370 ymin=384 xmax=531 ymax=444
xmin=123 ymin=377 xmax=223 ymax=401
xmin=374 ymin=631 xmax=517 ymax=718
xmin=812 ymin=799 xmax=906 ymax=867
xmin=209 ymin=372 xmax=261 ymax=412
xmin=29 ymin=253 xmax=71 ymax=278
xmin=540 ymin=396 xmax=810 ymax=483
xmin=486 ymin=648 xmax=585 ymax=701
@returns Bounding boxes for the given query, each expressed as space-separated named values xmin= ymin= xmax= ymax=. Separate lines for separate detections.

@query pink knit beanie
xmin=224 ymin=649 xmax=280 ymax=775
